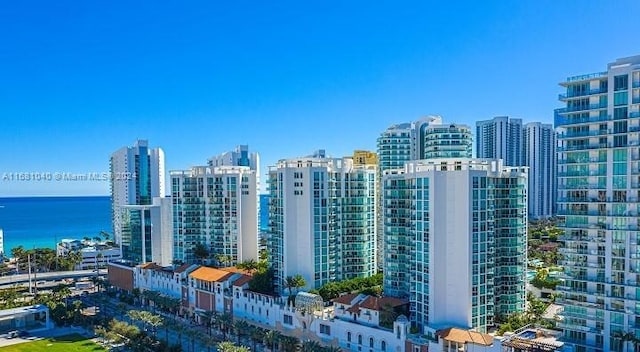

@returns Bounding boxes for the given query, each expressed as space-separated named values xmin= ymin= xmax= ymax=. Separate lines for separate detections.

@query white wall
xmin=429 ymin=170 xmax=473 ymax=329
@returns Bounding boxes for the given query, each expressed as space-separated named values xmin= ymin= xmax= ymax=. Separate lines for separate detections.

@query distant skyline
xmin=1 ymin=1 xmax=639 ymax=196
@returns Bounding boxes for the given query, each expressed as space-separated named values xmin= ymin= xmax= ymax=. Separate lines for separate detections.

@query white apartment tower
xmin=557 ymin=55 xmax=640 ymax=352
xmin=383 ymin=158 xmax=528 ymax=333
xmin=268 ymin=151 xmax=377 ymax=293
xmin=110 ymin=140 xmax=172 ymax=266
xmin=170 ymin=165 xmax=259 ymax=266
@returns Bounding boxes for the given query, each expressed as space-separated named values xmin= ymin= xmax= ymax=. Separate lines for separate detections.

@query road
xmin=0 ymin=269 xmax=106 ymax=287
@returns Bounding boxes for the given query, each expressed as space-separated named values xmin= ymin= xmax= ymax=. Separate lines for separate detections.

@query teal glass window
xmin=614 ymin=91 xmax=628 ymax=106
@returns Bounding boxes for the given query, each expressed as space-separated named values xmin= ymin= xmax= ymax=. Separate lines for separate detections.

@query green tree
xmin=263 ymin=330 xmax=281 ymax=352
xmin=279 ymin=335 xmax=300 ymax=352
xmin=236 ymin=259 xmax=258 ymax=274
xmin=233 ymin=319 xmax=250 ymax=345
xmin=301 ymin=340 xmax=322 ymax=352
xmin=193 ymin=243 xmax=210 ymax=264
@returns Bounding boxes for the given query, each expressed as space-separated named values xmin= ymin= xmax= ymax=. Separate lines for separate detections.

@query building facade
xmin=476 ymin=116 xmax=524 ymax=167
xmin=556 ymin=55 xmax=640 ymax=352
xmin=523 ymin=122 xmax=557 ymax=219
xmin=476 ymin=117 xmax=556 ymax=219
xmin=57 ymin=239 xmax=122 ymax=270
xmin=110 ymin=140 xmax=172 ymax=266
xmin=423 ymin=123 xmax=473 ymax=159
xmin=383 ymin=158 xmax=527 ymax=333
xmin=268 ymin=153 xmax=377 ymax=293
xmin=170 ymin=165 xmax=259 ymax=266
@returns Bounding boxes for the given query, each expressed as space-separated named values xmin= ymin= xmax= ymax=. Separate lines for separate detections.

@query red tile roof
xmin=332 ymin=293 xmax=360 ymax=305
xmin=436 ymin=327 xmax=494 ymax=346
xmin=174 ymin=263 xmax=194 ymax=273
xmin=232 ymin=274 xmax=253 ymax=287
xmin=190 ymin=267 xmax=234 ymax=282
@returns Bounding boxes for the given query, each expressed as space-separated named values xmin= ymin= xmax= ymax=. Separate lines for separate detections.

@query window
xmin=347 ymin=332 xmax=351 ymax=342
xmin=283 ymin=314 xmax=293 ymax=325
xmin=369 ymin=337 xmax=374 ymax=348
xmin=614 ymin=74 xmax=628 ymax=91
xmin=358 ymin=334 xmax=362 ymax=345
xmin=381 ymin=341 xmax=386 ymax=351
xmin=320 ymin=324 xmax=330 ymax=335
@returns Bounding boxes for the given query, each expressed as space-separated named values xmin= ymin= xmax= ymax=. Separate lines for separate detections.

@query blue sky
xmin=1 ymin=1 xmax=639 ymax=196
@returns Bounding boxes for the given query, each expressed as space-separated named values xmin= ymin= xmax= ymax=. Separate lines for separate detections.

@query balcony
xmin=559 ymin=129 xmax=610 ymax=138
xmin=556 ymin=113 xmax=609 ymax=127
xmin=558 ymin=143 xmax=611 ymax=152
xmin=559 ymin=88 xmax=608 ymax=101
xmin=562 ymin=71 xmax=607 ymax=84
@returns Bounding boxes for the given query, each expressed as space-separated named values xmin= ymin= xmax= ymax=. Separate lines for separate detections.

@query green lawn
xmin=0 ymin=334 xmax=105 ymax=352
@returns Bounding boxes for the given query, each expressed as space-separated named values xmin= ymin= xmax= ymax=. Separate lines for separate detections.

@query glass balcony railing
xmin=559 ymin=129 xmax=610 ymax=138
xmin=556 ymin=113 xmax=609 ymax=127
xmin=559 ymin=88 xmax=608 ymax=100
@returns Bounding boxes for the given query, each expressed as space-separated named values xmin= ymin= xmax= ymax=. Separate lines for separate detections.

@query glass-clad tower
xmin=383 ymin=158 xmax=527 ymax=333
xmin=557 ymin=55 xmax=640 ymax=352
xmin=170 ymin=165 xmax=258 ymax=266
xmin=423 ymin=123 xmax=473 ymax=159
xmin=110 ymin=140 xmax=172 ymax=266
xmin=268 ymin=152 xmax=377 ymax=293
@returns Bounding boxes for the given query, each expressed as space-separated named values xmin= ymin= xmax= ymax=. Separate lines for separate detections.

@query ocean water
xmin=0 ymin=196 xmax=112 ymax=254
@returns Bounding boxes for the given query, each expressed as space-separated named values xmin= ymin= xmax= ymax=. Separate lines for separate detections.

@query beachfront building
xmin=170 ymin=165 xmax=259 ymax=266
xmin=268 ymin=151 xmax=377 ymax=293
xmin=57 ymin=239 xmax=121 ymax=270
xmin=556 ymin=55 xmax=640 ymax=352
xmin=110 ymin=140 xmax=172 ymax=266
xmin=383 ymin=158 xmax=528 ymax=333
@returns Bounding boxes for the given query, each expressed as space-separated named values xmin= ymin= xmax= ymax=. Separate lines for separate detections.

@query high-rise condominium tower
xmin=523 ymin=122 xmax=557 ymax=219
xmin=476 ymin=116 xmax=524 ymax=167
xmin=110 ymin=140 xmax=172 ymax=266
xmin=383 ymin=158 xmax=527 ymax=333
xmin=268 ymin=151 xmax=377 ymax=293
xmin=476 ymin=116 xmax=556 ymax=219
xmin=170 ymin=165 xmax=258 ymax=266
xmin=377 ymin=117 xmax=473 ymax=269
xmin=556 ymin=55 xmax=640 ymax=352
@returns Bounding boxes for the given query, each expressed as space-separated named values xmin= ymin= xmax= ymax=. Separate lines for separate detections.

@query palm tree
xmin=193 ymin=243 xmax=209 ymax=265
xmin=233 ymin=319 xmax=250 ymax=345
xmin=174 ymin=323 xmax=186 ymax=347
xmin=11 ymin=246 xmax=26 ymax=274
xmin=279 ymin=335 xmax=300 ymax=352
xmin=185 ymin=328 xmax=198 ymax=352
xmin=301 ymin=340 xmax=322 ymax=352
xmin=200 ymin=310 xmax=215 ymax=335
xmin=263 ymin=330 xmax=281 ymax=352
xmin=285 ymin=274 xmax=306 ymax=304
xmin=218 ymin=312 xmax=233 ymax=340
xmin=322 ymin=346 xmax=343 ymax=352
xmin=217 ymin=341 xmax=238 ymax=352
xmin=249 ymin=326 xmax=265 ymax=351
xmin=236 ymin=259 xmax=258 ymax=274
